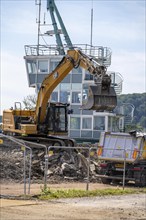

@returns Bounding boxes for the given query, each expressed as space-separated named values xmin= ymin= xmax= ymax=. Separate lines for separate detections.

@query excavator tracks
xmin=14 ymin=135 xmax=77 ymax=148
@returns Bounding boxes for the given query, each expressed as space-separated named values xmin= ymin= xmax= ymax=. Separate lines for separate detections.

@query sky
xmin=0 ymin=0 xmax=146 ymax=114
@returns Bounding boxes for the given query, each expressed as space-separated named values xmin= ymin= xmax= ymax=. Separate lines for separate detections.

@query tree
xmin=23 ymin=95 xmax=36 ymax=110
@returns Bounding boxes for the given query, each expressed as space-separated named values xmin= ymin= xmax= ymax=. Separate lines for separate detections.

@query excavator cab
xmin=81 ymin=74 xmax=117 ymax=112
xmin=44 ymin=102 xmax=68 ymax=134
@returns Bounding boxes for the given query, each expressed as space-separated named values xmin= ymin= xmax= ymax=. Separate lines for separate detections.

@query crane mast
xmin=47 ymin=0 xmax=74 ymax=54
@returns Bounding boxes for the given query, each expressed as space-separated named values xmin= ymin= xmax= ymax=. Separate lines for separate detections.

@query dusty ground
xmin=1 ymin=193 xmax=146 ymax=220
xmin=0 ymin=182 xmax=146 ymax=220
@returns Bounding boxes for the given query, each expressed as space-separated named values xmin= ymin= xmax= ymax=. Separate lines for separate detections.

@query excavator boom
xmin=36 ymin=49 xmax=117 ymax=124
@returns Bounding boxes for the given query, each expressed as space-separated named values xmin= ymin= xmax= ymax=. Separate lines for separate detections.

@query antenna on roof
xmin=90 ymin=0 xmax=93 ymax=46
xmin=35 ymin=0 xmax=41 ymax=55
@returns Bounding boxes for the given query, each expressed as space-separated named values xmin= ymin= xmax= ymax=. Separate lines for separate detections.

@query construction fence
xmin=0 ymin=134 xmax=145 ymax=197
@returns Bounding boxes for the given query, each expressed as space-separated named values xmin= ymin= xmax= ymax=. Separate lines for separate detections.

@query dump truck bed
xmin=98 ymin=132 xmax=146 ymax=163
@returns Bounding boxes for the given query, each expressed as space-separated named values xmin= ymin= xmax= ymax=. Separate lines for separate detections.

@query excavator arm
xmin=35 ymin=49 xmax=117 ymax=124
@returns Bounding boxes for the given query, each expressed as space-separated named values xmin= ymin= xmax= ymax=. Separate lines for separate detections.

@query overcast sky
xmin=1 ymin=0 xmax=145 ymax=114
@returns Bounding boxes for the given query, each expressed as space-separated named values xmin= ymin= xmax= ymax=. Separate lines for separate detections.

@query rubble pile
xmin=0 ymin=145 xmax=26 ymax=182
xmin=29 ymin=147 xmax=100 ymax=183
xmin=0 ymin=136 xmax=100 ymax=183
xmin=46 ymin=150 xmax=89 ymax=180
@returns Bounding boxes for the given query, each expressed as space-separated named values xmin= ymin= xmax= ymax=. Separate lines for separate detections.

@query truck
xmin=2 ymin=49 xmax=117 ymax=146
xmin=97 ymin=130 xmax=146 ymax=186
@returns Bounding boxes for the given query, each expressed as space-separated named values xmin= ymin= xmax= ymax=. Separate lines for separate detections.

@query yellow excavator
xmin=2 ymin=49 xmax=117 ymax=146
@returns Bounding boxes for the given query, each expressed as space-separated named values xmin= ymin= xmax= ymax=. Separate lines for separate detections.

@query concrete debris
xmin=0 ymin=137 xmax=100 ymax=183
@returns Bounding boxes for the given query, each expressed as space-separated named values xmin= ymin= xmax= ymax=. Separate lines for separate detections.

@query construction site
xmin=0 ymin=0 xmax=146 ymax=220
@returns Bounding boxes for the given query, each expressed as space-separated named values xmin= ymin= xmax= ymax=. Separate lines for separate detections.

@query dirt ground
xmin=0 ymin=183 xmax=146 ymax=220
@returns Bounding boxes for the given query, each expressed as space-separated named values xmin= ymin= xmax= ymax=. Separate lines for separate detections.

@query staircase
xmin=115 ymin=103 xmax=135 ymax=126
xmin=110 ymin=72 xmax=123 ymax=95
xmin=124 ymin=115 xmax=133 ymax=125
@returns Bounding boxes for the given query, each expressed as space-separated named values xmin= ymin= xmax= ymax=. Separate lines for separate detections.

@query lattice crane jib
xmin=47 ymin=0 xmax=74 ymax=54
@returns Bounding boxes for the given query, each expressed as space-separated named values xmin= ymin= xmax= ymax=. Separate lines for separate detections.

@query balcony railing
xmin=24 ymin=44 xmax=112 ymax=67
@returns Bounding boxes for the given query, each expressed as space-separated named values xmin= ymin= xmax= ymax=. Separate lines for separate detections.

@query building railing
xmin=24 ymin=44 xmax=112 ymax=67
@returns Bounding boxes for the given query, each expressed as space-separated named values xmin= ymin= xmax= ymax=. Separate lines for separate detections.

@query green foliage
xmin=39 ymin=187 xmax=146 ymax=200
xmin=118 ymin=93 xmax=146 ymax=130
